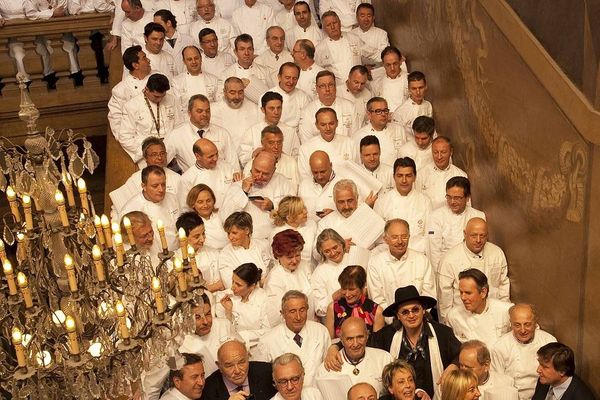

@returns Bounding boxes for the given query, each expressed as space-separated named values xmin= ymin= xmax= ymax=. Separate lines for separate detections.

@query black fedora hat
xmin=382 ymin=285 xmax=437 ymax=317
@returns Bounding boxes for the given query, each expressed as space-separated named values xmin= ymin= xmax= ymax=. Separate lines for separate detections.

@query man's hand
xmin=344 ymin=238 xmax=354 ymax=250
xmin=365 ymin=191 xmax=378 ymax=208
xmin=415 ymin=389 xmax=431 ymax=400
xmin=437 ymin=364 xmax=458 ymax=386
xmin=228 ymin=391 xmax=250 ymax=400
xmin=251 ymin=146 xmax=264 ymax=159
xmin=241 ymin=78 xmax=250 ymax=88
xmin=233 ymin=172 xmax=242 ymax=182
xmin=251 ymin=197 xmax=273 ymax=211
xmin=324 ymin=344 xmax=343 ymax=372
xmin=332 ymin=288 xmax=344 ymax=302
xmin=241 ymin=175 xmax=254 ymax=193
xmin=105 ymin=35 xmax=119 ymax=51
xmin=220 ymin=294 xmax=234 ymax=312
xmin=52 ymin=6 xmax=66 ymax=17
xmin=316 ymin=208 xmax=334 ymax=218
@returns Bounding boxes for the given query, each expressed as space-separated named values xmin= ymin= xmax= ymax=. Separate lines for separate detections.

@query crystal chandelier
xmin=0 ymin=75 xmax=205 ymax=399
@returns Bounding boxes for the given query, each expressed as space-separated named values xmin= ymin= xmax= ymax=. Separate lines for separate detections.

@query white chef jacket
xmin=120 ymin=192 xmax=181 ymax=250
xmin=220 ymin=62 xmax=273 ymax=103
xmin=230 ymin=2 xmax=274 ymax=54
xmin=298 ymin=173 xmax=342 ymax=221
xmin=352 ymin=122 xmax=407 ymax=166
xmin=437 ymin=242 xmax=510 ymax=323
xmin=67 ymin=0 xmax=114 ymax=14
xmin=371 ymin=73 xmax=409 ymax=112
xmin=268 ymin=221 xmax=317 ymax=265
xmin=120 ymin=11 xmax=154 ymax=54
xmin=318 ymin=0 xmax=371 ymax=31
xmin=314 ymin=33 xmax=378 ymax=84
xmin=286 ymin=23 xmax=324 ymax=50
xmin=215 ymin=0 xmax=241 ymax=21
xmin=263 ymin=260 xmax=314 ymax=309
xmin=243 ymin=153 xmax=300 ymax=191
xmin=269 ymin=85 xmax=312 ymax=130
xmin=162 ymin=31 xmax=195 ymax=74
xmin=201 ymin=51 xmax=236 ymax=77
xmin=478 ymin=371 xmax=515 ymax=400
xmin=165 ymin=0 xmax=197 ymax=35
xmin=255 ymin=50 xmax=295 ymax=84
xmin=446 ymin=298 xmax=513 ymax=348
xmin=125 ymin=167 xmax=181 ymax=198
xmin=298 ymin=97 xmax=361 ymax=143
xmin=297 ymin=135 xmax=357 ymax=179
xmin=358 ymin=162 xmax=395 ymax=195
xmin=24 ymin=0 xmax=65 ymax=19
xmin=374 ymin=189 xmax=432 ymax=254
xmin=146 ymin=49 xmax=176 ymax=80
xmin=315 ymin=206 xmax=382 ymax=252
xmin=296 ymin=63 xmax=325 ymax=100
xmin=215 ymin=287 xmax=273 ymax=347
xmin=159 ymin=388 xmax=192 ymax=400
xmin=491 ymin=329 xmax=556 ymax=400
xmin=119 ymin=92 xmax=182 ymax=165
xmin=220 ymin=173 xmax=295 ymax=239
xmin=350 ymin=26 xmax=389 ymax=63
xmin=239 ymin=121 xmax=301 ymax=167
xmin=270 ymin=387 xmax=323 ymax=400
xmin=189 ymin=16 xmax=237 ymax=54
xmin=164 ymin=122 xmax=237 ymax=171
xmin=311 ymin=253 xmax=352 ymax=317
xmin=171 ymin=71 xmax=219 ymax=114
xmin=426 ymin=205 xmax=486 ymax=272
xmin=336 ymin=84 xmax=372 ymax=126
xmin=202 ymin=212 xmax=229 ymax=250
xmin=316 ymin=347 xmax=392 ymax=396
xmin=367 ymin=248 xmax=437 ymax=311
xmin=211 ymin=100 xmax=262 ymax=159
xmin=108 ymin=72 xmax=152 ymax=136
xmin=417 ymin=163 xmax=468 ymax=210
xmin=392 ymin=98 xmax=433 ymax=138
xmin=257 ymin=321 xmax=331 ymax=387
xmin=179 ymin=160 xmax=236 ymax=209
xmin=0 ymin=1 xmax=25 ymax=19
xmin=397 ymin=140 xmax=434 ymax=172
xmin=218 ymin=238 xmax=272 ymax=290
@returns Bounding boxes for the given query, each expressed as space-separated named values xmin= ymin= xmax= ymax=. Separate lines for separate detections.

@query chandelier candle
xmin=92 ymin=245 xmax=106 ymax=283
xmin=11 ymin=327 xmax=27 ymax=368
xmin=101 ymin=215 xmax=113 ymax=248
xmin=65 ymin=316 xmax=80 ymax=356
xmin=77 ymin=178 xmax=89 ymax=214
xmin=178 ymin=228 xmax=188 ymax=259
xmin=22 ymin=194 xmax=33 ymax=230
xmin=16 ymin=272 xmax=33 ymax=308
xmin=62 ymin=172 xmax=76 ymax=207
xmin=151 ymin=277 xmax=166 ymax=315
xmin=54 ymin=191 xmax=69 ymax=228
xmin=156 ymin=219 xmax=168 ymax=253
xmin=64 ymin=254 xmax=78 ymax=294
xmin=3 ymin=260 xmax=18 ymax=296
xmin=122 ymin=216 xmax=136 ymax=247
xmin=6 ymin=186 xmax=21 ymax=223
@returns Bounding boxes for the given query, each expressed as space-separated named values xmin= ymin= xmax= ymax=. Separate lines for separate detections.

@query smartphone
xmin=248 ymin=196 xmax=265 ymax=201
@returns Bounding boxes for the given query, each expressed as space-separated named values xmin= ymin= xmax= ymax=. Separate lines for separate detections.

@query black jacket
xmin=531 ymin=375 xmax=595 ymax=400
xmin=200 ymin=361 xmax=277 ymax=400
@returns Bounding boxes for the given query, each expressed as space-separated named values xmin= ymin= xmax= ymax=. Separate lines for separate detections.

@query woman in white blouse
xmin=186 ymin=184 xmax=228 ymax=249
xmin=264 ymin=229 xmax=315 ymax=323
xmin=311 ymin=228 xmax=354 ymax=318
xmin=218 ymin=211 xmax=272 ymax=290
xmin=270 ymin=196 xmax=318 ymax=267
xmin=218 ymin=262 xmax=272 ymax=348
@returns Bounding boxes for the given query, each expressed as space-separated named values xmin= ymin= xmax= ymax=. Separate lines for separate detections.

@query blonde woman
xmin=270 ymin=196 xmax=317 ymax=266
xmin=441 ymin=370 xmax=481 ymax=400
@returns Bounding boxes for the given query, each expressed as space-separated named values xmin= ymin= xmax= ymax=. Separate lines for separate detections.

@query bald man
xmin=221 ymin=151 xmax=296 ymax=239
xmin=180 ymin=138 xmax=239 ymax=209
xmin=437 ymin=217 xmax=510 ymax=323
xmin=298 ymin=151 xmax=343 ymax=220
xmin=491 ymin=304 xmax=556 ymax=400
xmin=347 ymin=383 xmax=378 ymax=400
xmin=201 ymin=340 xmax=277 ymax=400
xmin=316 ymin=318 xmax=392 ymax=396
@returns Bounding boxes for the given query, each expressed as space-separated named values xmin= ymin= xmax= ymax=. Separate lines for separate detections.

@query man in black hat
xmin=325 ymin=285 xmax=461 ymax=399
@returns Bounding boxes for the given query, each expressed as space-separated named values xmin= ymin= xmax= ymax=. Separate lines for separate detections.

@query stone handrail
xmin=0 ymin=12 xmax=112 ymax=39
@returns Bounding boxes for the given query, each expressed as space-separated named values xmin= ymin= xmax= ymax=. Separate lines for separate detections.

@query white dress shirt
xmin=211 ymin=100 xmax=262 ymax=159
xmin=426 ymin=205 xmax=486 ymax=272
xmin=398 ymin=141 xmax=434 ymax=172
xmin=171 ymin=71 xmax=220 ymax=113
xmin=189 ymin=16 xmax=237 ymax=54
xmin=314 ymin=32 xmax=378 ymax=84
xmin=220 ymin=174 xmax=295 ymax=239
xmin=392 ymin=98 xmax=433 ymax=138
xmin=179 ymin=160 xmax=236 ymax=209
xmin=239 ymin=121 xmax=301 ymax=167
xmin=298 ymin=97 xmax=361 ymax=143
xmin=446 ymin=298 xmax=513 ymax=348
xmin=297 ymin=135 xmax=357 ymax=179
xmin=316 ymin=347 xmax=393 ymax=396
xmin=374 ymin=189 xmax=432 ymax=254
xmin=258 ymin=321 xmax=331 ymax=386
xmin=269 ymin=85 xmax=312 ymax=130
xmin=218 ymin=238 xmax=272 ymax=288
xmin=371 ymin=73 xmax=409 ymax=112
xmin=437 ymin=242 xmax=510 ymax=323
xmin=108 ymin=72 xmax=152 ymax=137
xmin=120 ymin=192 xmax=181 ymax=250
xmin=119 ymin=92 xmax=182 ymax=165
xmin=491 ymin=329 xmax=556 ymax=400
xmin=417 ymin=163 xmax=468 ymax=209
xmin=367 ymin=248 xmax=437 ymax=311
xmin=230 ymin=2 xmax=274 ymax=54
xmin=296 ymin=63 xmax=325 ymax=100
xmin=201 ymin=51 xmax=236 ymax=77
xmin=352 ymin=122 xmax=407 ymax=166
xmin=164 ymin=122 xmax=237 ymax=171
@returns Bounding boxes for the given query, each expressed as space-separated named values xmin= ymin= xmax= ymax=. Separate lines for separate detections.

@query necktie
xmin=166 ymin=38 xmax=176 ymax=48
xmin=275 ymin=54 xmax=279 ymax=61
xmin=197 ymin=129 xmax=204 ymax=137
xmin=293 ymin=333 xmax=302 ymax=347
xmin=547 ymin=389 xmax=558 ymax=400
xmin=235 ymin=385 xmax=245 ymax=393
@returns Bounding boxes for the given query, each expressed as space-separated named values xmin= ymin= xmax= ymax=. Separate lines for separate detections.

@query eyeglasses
xmin=445 ymin=194 xmax=465 ymax=202
xmin=398 ymin=306 xmax=423 ymax=317
xmin=387 ymin=234 xmax=409 ymax=242
xmin=147 ymin=151 xmax=167 ymax=158
xmin=369 ymin=108 xmax=390 ymax=115
xmin=275 ymin=375 xmax=302 ymax=386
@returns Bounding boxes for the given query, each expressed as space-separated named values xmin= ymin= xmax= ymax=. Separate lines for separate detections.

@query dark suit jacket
xmin=531 ymin=375 xmax=596 ymax=400
xmin=200 ymin=361 xmax=277 ymax=400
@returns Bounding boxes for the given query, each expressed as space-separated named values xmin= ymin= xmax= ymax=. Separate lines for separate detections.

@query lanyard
xmin=144 ymin=96 xmax=161 ymax=136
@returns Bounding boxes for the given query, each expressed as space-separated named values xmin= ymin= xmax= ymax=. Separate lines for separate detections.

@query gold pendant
xmin=353 ymin=367 xmax=360 ymax=375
